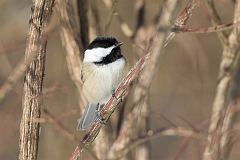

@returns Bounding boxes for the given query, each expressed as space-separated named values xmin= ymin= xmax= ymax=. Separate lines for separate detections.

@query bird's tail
xmin=77 ymin=103 xmax=98 ymax=130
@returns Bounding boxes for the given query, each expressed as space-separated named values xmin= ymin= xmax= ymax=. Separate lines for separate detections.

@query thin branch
xmin=172 ymin=139 xmax=191 ymax=160
xmin=0 ymin=22 xmax=56 ymax=104
xmin=43 ymin=109 xmax=78 ymax=141
xmin=108 ymin=127 xmax=205 ymax=160
xmin=0 ymin=39 xmax=25 ymax=55
xmin=204 ymin=0 xmax=228 ymax=45
xmin=175 ymin=21 xmax=240 ymax=34
xmin=164 ymin=0 xmax=199 ymax=46
xmin=89 ymin=0 xmax=103 ymax=38
xmin=104 ymin=0 xmax=118 ymax=33
xmin=42 ymin=109 xmax=99 ymax=160
xmin=101 ymin=0 xmax=135 ymax=38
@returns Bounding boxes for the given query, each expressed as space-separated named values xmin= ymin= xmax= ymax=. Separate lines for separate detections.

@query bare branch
xmin=164 ymin=0 xmax=199 ymax=46
xmin=219 ymin=100 xmax=238 ymax=159
xmin=204 ymin=0 xmax=228 ymax=45
xmin=108 ymin=127 xmax=205 ymax=160
xmin=77 ymin=0 xmax=89 ymax=49
xmin=42 ymin=109 xmax=99 ymax=160
xmin=57 ymin=0 xmax=88 ymax=109
xmin=176 ymin=21 xmax=240 ymax=34
xmin=69 ymin=49 xmax=150 ymax=160
xmin=43 ymin=109 xmax=78 ymax=141
xmin=0 ymin=20 xmax=57 ymax=104
xmin=18 ymin=0 xmax=54 ymax=160
xmin=104 ymin=0 xmax=118 ymax=33
xmin=202 ymin=1 xmax=240 ymax=160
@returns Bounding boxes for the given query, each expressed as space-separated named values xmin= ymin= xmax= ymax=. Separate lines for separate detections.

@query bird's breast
xmin=82 ymin=58 xmax=126 ymax=104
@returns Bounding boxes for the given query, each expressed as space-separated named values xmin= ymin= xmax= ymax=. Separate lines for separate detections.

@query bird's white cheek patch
xmin=83 ymin=47 xmax=114 ymax=63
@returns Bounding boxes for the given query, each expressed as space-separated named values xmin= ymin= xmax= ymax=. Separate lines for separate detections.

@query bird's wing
xmin=77 ymin=103 xmax=98 ymax=130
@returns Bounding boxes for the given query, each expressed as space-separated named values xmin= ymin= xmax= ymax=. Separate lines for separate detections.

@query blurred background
xmin=0 ymin=0 xmax=239 ymax=160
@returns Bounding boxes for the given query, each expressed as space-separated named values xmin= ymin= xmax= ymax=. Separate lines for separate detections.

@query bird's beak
xmin=116 ymin=42 xmax=123 ymax=47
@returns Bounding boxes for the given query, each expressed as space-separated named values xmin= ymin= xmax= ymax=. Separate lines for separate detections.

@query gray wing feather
xmin=77 ymin=103 xmax=97 ymax=130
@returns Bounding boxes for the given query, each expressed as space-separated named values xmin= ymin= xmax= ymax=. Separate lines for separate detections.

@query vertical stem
xmin=18 ymin=0 xmax=54 ymax=160
xmin=202 ymin=1 xmax=240 ymax=160
xmin=58 ymin=0 xmax=87 ymax=109
xmin=219 ymin=1 xmax=240 ymax=159
xmin=77 ymin=0 xmax=89 ymax=49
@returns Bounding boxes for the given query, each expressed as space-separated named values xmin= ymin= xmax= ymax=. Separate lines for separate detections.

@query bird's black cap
xmin=87 ymin=36 xmax=120 ymax=49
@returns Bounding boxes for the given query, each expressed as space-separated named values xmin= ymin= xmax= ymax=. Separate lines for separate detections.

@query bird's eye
xmin=115 ymin=48 xmax=120 ymax=55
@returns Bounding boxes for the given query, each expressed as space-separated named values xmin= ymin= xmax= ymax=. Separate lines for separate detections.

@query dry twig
xmin=0 ymin=18 xmax=57 ymax=104
xmin=43 ymin=109 xmax=78 ymax=141
xmin=42 ymin=109 xmax=99 ymax=160
xmin=108 ymin=127 xmax=205 ymax=160
xmin=164 ymin=0 xmax=199 ymax=46
xmin=204 ymin=0 xmax=228 ymax=45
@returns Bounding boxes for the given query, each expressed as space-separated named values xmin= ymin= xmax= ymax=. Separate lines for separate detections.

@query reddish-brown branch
xmin=69 ymin=51 xmax=149 ymax=160
xmin=69 ymin=0 xmax=183 ymax=159
xmin=107 ymin=1 xmax=198 ymax=159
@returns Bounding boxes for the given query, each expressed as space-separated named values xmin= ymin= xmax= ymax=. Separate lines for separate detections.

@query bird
xmin=77 ymin=36 xmax=127 ymax=130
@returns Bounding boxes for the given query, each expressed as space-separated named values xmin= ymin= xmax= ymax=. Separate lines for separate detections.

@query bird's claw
xmin=112 ymin=91 xmax=117 ymax=99
xmin=112 ymin=90 xmax=124 ymax=102
xmin=96 ymin=111 xmax=106 ymax=125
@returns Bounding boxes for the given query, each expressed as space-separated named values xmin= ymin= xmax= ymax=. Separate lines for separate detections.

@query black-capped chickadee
xmin=77 ymin=36 xmax=127 ymax=130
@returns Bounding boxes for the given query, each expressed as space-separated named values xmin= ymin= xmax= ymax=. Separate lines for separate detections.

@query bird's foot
xmin=112 ymin=90 xmax=117 ymax=99
xmin=112 ymin=90 xmax=124 ymax=102
xmin=95 ymin=111 xmax=106 ymax=125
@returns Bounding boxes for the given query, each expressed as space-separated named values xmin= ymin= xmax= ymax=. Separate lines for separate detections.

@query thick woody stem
xmin=58 ymin=0 xmax=87 ymax=109
xmin=202 ymin=1 xmax=240 ymax=160
xmin=18 ymin=0 xmax=54 ymax=160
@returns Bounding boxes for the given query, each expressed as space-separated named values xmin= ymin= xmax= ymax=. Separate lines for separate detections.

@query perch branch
xmin=69 ymin=49 xmax=150 ymax=160
xmin=69 ymin=0 xmax=180 ymax=160
xmin=107 ymin=1 xmax=198 ymax=159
